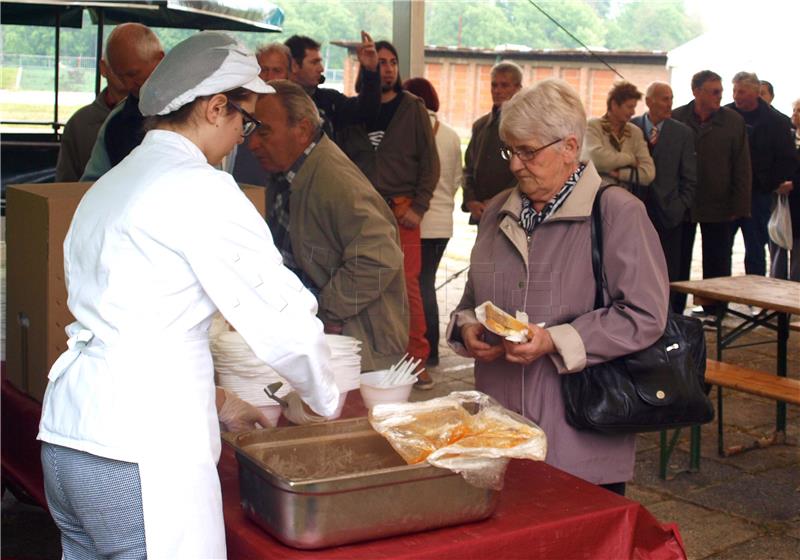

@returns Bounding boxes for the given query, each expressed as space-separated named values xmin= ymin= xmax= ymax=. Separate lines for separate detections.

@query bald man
xmin=632 ymin=82 xmax=696 ymax=313
xmin=82 ymin=23 xmax=164 ymax=180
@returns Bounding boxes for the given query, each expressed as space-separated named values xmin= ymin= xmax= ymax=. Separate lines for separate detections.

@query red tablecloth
xmin=220 ymin=447 xmax=685 ymax=560
xmin=2 ymin=380 xmax=685 ymax=559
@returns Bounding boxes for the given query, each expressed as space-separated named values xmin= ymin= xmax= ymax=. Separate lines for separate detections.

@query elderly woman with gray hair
xmin=447 ymin=79 xmax=669 ymax=495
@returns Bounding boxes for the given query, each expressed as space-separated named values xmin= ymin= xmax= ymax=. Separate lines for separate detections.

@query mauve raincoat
xmin=447 ymin=161 xmax=669 ymax=484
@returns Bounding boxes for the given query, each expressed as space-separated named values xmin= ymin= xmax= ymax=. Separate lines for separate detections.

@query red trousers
xmin=397 ymin=222 xmax=430 ymax=364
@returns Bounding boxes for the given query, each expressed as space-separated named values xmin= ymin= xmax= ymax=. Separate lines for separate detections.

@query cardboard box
xmin=5 ymin=182 xmax=266 ymax=401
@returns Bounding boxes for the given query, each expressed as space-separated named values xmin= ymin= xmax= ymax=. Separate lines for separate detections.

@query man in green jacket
xmin=248 ymin=80 xmax=408 ymax=372
xmin=338 ymin=41 xmax=440 ymax=388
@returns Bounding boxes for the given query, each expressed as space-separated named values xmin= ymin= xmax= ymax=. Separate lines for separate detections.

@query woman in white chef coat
xmin=37 ymin=32 xmax=340 ymax=559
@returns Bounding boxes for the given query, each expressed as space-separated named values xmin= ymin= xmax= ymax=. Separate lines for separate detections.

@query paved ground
xmin=3 ymin=210 xmax=798 ymax=559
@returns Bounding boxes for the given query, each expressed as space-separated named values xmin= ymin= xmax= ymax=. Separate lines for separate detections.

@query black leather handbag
xmin=561 ymin=188 xmax=714 ymax=434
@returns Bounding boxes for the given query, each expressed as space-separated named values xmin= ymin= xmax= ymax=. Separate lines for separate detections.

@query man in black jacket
xmin=285 ymin=32 xmax=380 ymax=144
xmin=462 ymin=61 xmax=523 ymax=225
xmin=726 ymin=71 xmax=796 ymax=277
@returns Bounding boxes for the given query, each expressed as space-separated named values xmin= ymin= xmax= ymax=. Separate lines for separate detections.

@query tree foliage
xmin=1 ymin=0 xmax=702 ymax=61
xmin=605 ymin=1 xmax=703 ymax=51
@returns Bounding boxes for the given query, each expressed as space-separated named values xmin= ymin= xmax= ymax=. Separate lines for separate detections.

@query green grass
xmin=1 ymin=65 xmax=94 ymax=91
xmin=0 ymin=67 xmax=20 ymax=89
xmin=1 ymin=102 xmax=85 ymax=124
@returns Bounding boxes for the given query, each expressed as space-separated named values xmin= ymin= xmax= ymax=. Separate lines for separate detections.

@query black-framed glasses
xmin=500 ymin=138 xmax=564 ymax=162
xmin=227 ymin=102 xmax=261 ymax=137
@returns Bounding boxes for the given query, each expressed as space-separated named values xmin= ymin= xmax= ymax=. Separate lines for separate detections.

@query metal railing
xmin=0 ymin=54 xmax=98 ymax=70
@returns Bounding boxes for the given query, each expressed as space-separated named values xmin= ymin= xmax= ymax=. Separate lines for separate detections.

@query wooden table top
xmin=671 ymin=275 xmax=800 ymax=315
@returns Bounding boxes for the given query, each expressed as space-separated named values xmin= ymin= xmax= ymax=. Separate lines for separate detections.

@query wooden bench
xmin=705 ymin=359 xmax=799 ymax=456
xmin=659 ymin=359 xmax=799 ymax=479
xmin=705 ymin=359 xmax=800 ymax=405
xmin=790 ymin=321 xmax=800 ymax=333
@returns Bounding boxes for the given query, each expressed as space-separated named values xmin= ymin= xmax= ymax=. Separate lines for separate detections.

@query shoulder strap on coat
xmin=590 ymin=186 xmax=610 ymax=310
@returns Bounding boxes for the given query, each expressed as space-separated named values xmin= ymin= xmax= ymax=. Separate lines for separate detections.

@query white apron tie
xmin=48 ymin=322 xmax=97 ymax=382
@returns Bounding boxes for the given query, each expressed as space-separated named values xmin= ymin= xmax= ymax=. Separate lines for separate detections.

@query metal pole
xmin=95 ymin=8 xmax=105 ymax=96
xmin=392 ymin=0 xmax=425 ymax=80
xmin=54 ymin=9 xmax=61 ymax=134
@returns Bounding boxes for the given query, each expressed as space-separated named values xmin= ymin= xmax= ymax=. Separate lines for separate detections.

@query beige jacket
xmin=583 ymin=118 xmax=655 ymax=186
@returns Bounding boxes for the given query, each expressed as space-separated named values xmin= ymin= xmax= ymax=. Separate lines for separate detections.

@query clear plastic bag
xmin=768 ymin=194 xmax=793 ymax=250
xmin=368 ymin=391 xmax=547 ymax=490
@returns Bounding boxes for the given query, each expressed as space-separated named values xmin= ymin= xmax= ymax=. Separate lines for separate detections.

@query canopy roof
xmin=1 ymin=0 xmax=284 ymax=31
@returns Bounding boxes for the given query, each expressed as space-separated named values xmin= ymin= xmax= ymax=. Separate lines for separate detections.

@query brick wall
xmin=342 ymin=53 xmax=668 ymax=136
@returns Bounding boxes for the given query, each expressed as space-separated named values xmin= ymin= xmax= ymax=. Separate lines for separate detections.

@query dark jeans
xmin=732 ymin=190 xmax=772 ymax=276
xmin=420 ymin=238 xmax=449 ymax=364
xmin=676 ymin=221 xmax=734 ymax=314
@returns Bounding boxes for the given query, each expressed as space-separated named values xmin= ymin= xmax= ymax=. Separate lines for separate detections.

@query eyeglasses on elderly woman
xmin=500 ymin=138 xmax=563 ymax=162
xmin=227 ymin=101 xmax=261 ymax=137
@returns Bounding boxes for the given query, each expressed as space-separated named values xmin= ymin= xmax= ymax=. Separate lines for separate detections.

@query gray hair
xmin=491 ymin=60 xmax=523 ymax=86
xmin=256 ymin=42 xmax=291 ymax=67
xmin=105 ymin=23 xmax=163 ymax=68
xmin=732 ymin=71 xmax=760 ymax=91
xmin=645 ymin=81 xmax=671 ymax=98
xmin=266 ymin=79 xmax=322 ymax=128
xmin=499 ymin=78 xmax=586 ymax=152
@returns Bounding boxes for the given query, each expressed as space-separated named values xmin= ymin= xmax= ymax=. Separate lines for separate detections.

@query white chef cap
xmin=139 ymin=31 xmax=273 ymax=117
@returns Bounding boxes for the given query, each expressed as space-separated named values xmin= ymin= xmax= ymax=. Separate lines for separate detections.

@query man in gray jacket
xmin=671 ymin=70 xmax=751 ymax=315
xmin=632 ymin=82 xmax=697 ymax=314
xmin=248 ymin=80 xmax=408 ymax=372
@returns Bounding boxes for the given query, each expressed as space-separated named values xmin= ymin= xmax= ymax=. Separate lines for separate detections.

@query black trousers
xmin=675 ymin=221 xmax=733 ymax=313
xmin=654 ymin=222 xmax=684 ymax=314
xmin=419 ymin=238 xmax=449 ymax=364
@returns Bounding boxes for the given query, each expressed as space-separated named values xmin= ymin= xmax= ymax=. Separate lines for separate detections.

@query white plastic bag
xmin=768 ymin=194 xmax=793 ymax=250
xmin=368 ymin=391 xmax=547 ymax=490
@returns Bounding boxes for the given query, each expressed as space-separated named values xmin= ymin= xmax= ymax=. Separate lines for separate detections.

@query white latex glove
xmin=218 ymin=389 xmax=271 ymax=432
xmin=282 ymin=392 xmax=329 ymax=425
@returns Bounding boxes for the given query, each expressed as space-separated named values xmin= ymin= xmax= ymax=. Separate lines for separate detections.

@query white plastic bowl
xmin=359 ymin=370 xmax=415 ymax=409
xmin=329 ymin=390 xmax=349 ymax=419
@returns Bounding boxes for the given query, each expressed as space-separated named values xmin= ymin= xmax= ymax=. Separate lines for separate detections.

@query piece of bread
xmin=484 ymin=303 xmax=528 ymax=336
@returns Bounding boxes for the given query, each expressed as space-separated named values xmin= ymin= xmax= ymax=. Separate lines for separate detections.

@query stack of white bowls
xmin=210 ymin=315 xmax=361 ymax=424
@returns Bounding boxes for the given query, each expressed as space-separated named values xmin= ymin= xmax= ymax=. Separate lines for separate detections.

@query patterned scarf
xmin=600 ymin=115 xmax=631 ymax=152
xmin=267 ymin=129 xmax=324 ymax=296
xmin=519 ymin=163 xmax=586 ymax=234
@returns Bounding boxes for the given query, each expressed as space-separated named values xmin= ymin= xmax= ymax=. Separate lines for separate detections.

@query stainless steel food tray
xmin=225 ymin=417 xmax=499 ymax=549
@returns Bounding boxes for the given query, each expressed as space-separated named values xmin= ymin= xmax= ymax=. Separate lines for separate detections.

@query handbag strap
xmin=590 ymin=187 xmax=610 ymax=310
xmin=630 ymin=166 xmax=640 ymax=189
